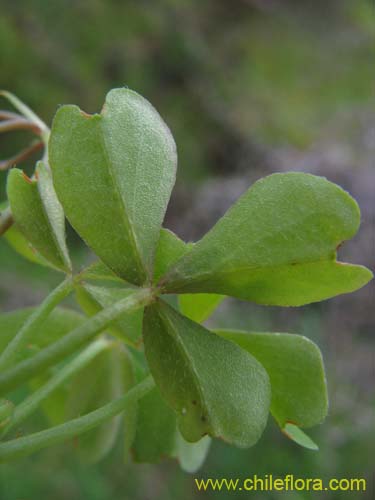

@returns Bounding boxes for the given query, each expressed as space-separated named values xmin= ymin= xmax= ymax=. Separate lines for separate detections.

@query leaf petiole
xmin=0 ymin=278 xmax=74 ymax=371
xmin=1 ymin=337 xmax=111 ymax=438
xmin=0 ymin=287 xmax=155 ymax=395
xmin=0 ymin=375 xmax=155 ymax=461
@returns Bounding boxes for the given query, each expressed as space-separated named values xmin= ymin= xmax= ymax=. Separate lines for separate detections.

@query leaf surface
xmin=75 ymin=283 xmax=143 ymax=345
xmin=66 ymin=344 xmax=136 ymax=463
xmin=153 ymin=228 xmax=192 ymax=283
xmin=7 ymin=163 xmax=71 ymax=272
xmin=215 ymin=330 xmax=328 ymax=428
xmin=282 ymin=422 xmax=318 ymax=451
xmin=4 ymin=224 xmax=51 ymax=268
xmin=179 ymin=293 xmax=224 ymax=323
xmin=49 ymin=88 xmax=177 ymax=284
xmin=162 ymin=173 xmax=372 ymax=305
xmin=0 ymin=307 xmax=84 ymax=366
xmin=143 ymin=300 xmax=270 ymax=447
xmin=132 ymin=385 xmax=177 ymax=463
xmin=132 ymin=385 xmax=211 ymax=471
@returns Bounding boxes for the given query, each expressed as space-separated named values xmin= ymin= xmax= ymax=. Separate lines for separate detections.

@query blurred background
xmin=0 ymin=0 xmax=374 ymax=498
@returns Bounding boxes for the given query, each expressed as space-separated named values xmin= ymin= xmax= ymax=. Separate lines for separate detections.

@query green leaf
xmin=75 ymin=284 xmax=143 ymax=345
xmin=0 ymin=307 xmax=84 ymax=366
xmin=66 ymin=344 xmax=136 ymax=463
xmin=143 ymin=299 xmax=270 ymax=447
xmin=132 ymin=385 xmax=211 ymax=471
xmin=29 ymin=373 xmax=68 ymax=426
xmin=153 ymin=228 xmax=192 ymax=284
xmin=132 ymin=386 xmax=177 ymax=463
xmin=179 ymin=294 xmax=225 ymax=323
xmin=162 ymin=173 xmax=372 ymax=306
xmin=7 ymin=163 xmax=71 ymax=272
xmin=0 ymin=399 xmax=14 ymax=429
xmin=174 ymin=431 xmax=211 ymax=473
xmin=215 ymin=330 xmax=328 ymax=428
xmin=4 ymin=224 xmax=51 ymax=268
xmin=78 ymin=260 xmax=124 ymax=283
xmin=282 ymin=422 xmax=318 ymax=451
xmin=49 ymin=88 xmax=177 ymax=285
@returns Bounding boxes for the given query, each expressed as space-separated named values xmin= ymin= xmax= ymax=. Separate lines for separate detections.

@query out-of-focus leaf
xmin=282 ymin=422 xmax=318 ymax=451
xmin=66 ymin=344 xmax=137 ymax=463
xmin=174 ymin=431 xmax=211 ymax=473
xmin=75 ymin=284 xmax=143 ymax=345
xmin=6 ymin=162 xmax=71 ymax=272
xmin=49 ymin=88 xmax=177 ymax=285
xmin=179 ymin=294 xmax=225 ymax=323
xmin=29 ymin=372 xmax=67 ymax=426
xmin=215 ymin=330 xmax=328 ymax=428
xmin=0 ymin=399 xmax=14 ymax=429
xmin=132 ymin=386 xmax=176 ymax=463
xmin=153 ymin=228 xmax=192 ymax=284
xmin=162 ymin=173 xmax=372 ymax=306
xmin=0 ymin=307 xmax=84 ymax=366
xmin=143 ymin=299 xmax=270 ymax=447
xmin=132 ymin=385 xmax=211 ymax=471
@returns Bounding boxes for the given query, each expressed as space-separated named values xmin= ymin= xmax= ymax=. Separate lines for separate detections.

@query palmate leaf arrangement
xmin=0 ymin=89 xmax=372 ymax=470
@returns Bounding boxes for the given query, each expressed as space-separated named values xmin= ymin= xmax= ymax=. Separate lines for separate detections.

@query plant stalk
xmin=0 ymin=278 xmax=74 ymax=371
xmin=0 ymin=207 xmax=13 ymax=236
xmin=2 ymin=337 xmax=111 ymax=437
xmin=0 ymin=288 xmax=154 ymax=395
xmin=0 ymin=375 xmax=155 ymax=461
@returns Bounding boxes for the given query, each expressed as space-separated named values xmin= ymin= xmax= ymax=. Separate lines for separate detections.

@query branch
xmin=0 ymin=141 xmax=44 ymax=172
xmin=0 ymin=118 xmax=42 ymax=135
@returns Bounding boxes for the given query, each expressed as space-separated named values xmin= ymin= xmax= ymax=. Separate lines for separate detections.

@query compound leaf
xmin=162 ymin=173 xmax=372 ymax=306
xmin=7 ymin=163 xmax=71 ymax=272
xmin=143 ymin=299 xmax=270 ymax=447
xmin=215 ymin=330 xmax=328 ymax=428
xmin=49 ymin=88 xmax=177 ymax=285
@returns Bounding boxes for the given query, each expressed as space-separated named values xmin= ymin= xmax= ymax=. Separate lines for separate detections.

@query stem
xmin=2 ymin=338 xmax=110 ymax=437
xmin=0 ymin=207 xmax=13 ymax=236
xmin=0 ymin=278 xmax=74 ymax=371
xmin=0 ymin=141 xmax=44 ymax=172
xmin=0 ymin=111 xmax=20 ymax=121
xmin=0 ymin=118 xmax=42 ymax=135
xmin=0 ymin=375 xmax=155 ymax=461
xmin=0 ymin=91 xmax=50 ymax=144
xmin=0 ymin=288 xmax=154 ymax=395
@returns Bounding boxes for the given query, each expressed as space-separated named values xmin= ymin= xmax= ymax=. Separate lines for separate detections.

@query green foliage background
xmin=0 ymin=0 xmax=374 ymax=498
